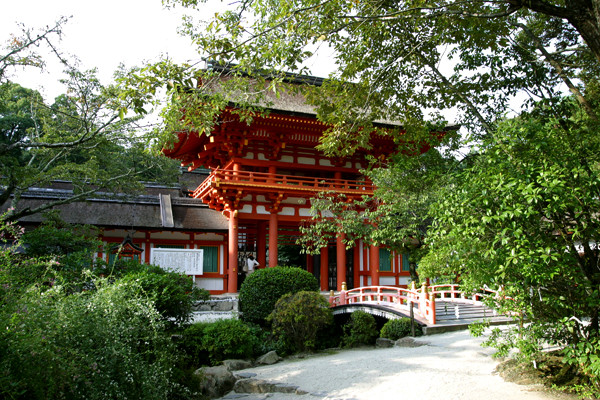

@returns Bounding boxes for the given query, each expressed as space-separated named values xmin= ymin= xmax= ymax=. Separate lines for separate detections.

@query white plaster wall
xmin=298 ymin=157 xmax=316 ymax=165
xmin=299 ymin=208 xmax=313 ymax=217
xmin=398 ymin=276 xmax=411 ymax=286
xmin=380 ymin=276 xmax=396 ymax=286
xmin=282 ymin=197 xmax=305 ymax=205
xmin=256 ymin=205 xmax=269 ymax=215
xmin=195 ymin=278 xmax=224 ymax=291
xmin=220 ymin=245 xmax=225 ymax=274
xmin=280 ymin=207 xmax=295 ymax=216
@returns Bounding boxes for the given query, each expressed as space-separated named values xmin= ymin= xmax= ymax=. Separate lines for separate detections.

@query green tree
xmin=420 ymin=99 xmax=600 ymax=388
xmin=116 ymin=0 xmax=594 ymax=151
xmin=1 ymin=21 xmax=179 ymax=222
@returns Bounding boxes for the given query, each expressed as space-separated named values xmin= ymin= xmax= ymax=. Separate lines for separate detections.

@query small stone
xmin=256 ymin=350 xmax=282 ymax=365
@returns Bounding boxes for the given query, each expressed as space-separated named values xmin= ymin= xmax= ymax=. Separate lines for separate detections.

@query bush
xmin=238 ymin=267 xmax=319 ymax=325
xmin=180 ymin=319 xmax=261 ymax=366
xmin=342 ymin=311 xmax=378 ymax=348
xmin=120 ymin=266 xmax=209 ymax=324
xmin=380 ymin=318 xmax=421 ymax=340
xmin=0 ymin=280 xmax=182 ymax=400
xmin=267 ymin=291 xmax=333 ymax=354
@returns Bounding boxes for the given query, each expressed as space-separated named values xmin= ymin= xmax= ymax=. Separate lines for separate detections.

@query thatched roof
xmin=2 ymin=171 xmax=228 ymax=232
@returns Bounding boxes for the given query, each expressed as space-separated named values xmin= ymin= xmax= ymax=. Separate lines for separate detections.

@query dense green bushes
xmin=238 ymin=266 xmax=319 ymax=325
xmin=121 ymin=266 xmax=209 ymax=324
xmin=0 ymin=280 xmax=182 ymax=400
xmin=341 ymin=311 xmax=379 ymax=347
xmin=0 ymin=216 xmax=209 ymax=399
xmin=268 ymin=291 xmax=333 ymax=354
xmin=180 ymin=319 xmax=263 ymax=366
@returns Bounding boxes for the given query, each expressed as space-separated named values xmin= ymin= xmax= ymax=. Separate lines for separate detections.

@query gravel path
xmin=221 ymin=330 xmax=567 ymax=400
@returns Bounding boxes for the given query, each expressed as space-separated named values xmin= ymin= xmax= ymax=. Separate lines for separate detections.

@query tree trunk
xmin=568 ymin=13 xmax=600 ymax=65
xmin=518 ymin=0 xmax=600 ymax=64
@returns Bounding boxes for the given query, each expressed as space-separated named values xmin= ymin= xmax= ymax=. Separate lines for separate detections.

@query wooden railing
xmin=193 ymin=169 xmax=375 ymax=199
xmin=329 ymin=285 xmax=434 ymax=324
xmin=329 ymin=284 xmax=507 ymax=325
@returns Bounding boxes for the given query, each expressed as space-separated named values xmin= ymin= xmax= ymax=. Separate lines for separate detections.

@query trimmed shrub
xmin=342 ymin=311 xmax=378 ymax=348
xmin=180 ymin=319 xmax=261 ymax=366
xmin=267 ymin=291 xmax=333 ymax=354
xmin=380 ymin=318 xmax=421 ymax=340
xmin=239 ymin=267 xmax=319 ymax=325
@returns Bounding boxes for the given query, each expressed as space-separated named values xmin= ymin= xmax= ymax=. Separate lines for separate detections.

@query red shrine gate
xmin=164 ymin=85 xmax=426 ymax=293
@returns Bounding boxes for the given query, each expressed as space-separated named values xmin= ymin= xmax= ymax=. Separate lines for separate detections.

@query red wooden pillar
xmin=369 ymin=244 xmax=380 ymax=286
xmin=320 ymin=246 xmax=328 ymax=291
xmin=306 ymin=253 xmax=314 ymax=274
xmin=227 ymin=210 xmax=238 ymax=293
xmin=268 ymin=212 xmax=278 ymax=267
xmin=353 ymin=243 xmax=360 ymax=289
xmin=336 ymin=234 xmax=346 ymax=291
xmin=256 ymin=221 xmax=267 ymax=268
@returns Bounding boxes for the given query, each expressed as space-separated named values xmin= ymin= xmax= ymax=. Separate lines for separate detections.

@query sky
xmin=1 ymin=0 xmax=337 ymax=102
xmin=0 ymin=0 xmax=219 ymax=100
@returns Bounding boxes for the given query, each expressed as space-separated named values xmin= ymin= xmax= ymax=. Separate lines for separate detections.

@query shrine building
xmin=3 ymin=67 xmax=448 ymax=295
xmin=162 ymin=66 xmax=433 ymax=294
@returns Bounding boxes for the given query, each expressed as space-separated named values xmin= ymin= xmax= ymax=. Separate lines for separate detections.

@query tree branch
xmin=513 ymin=21 xmax=597 ymax=121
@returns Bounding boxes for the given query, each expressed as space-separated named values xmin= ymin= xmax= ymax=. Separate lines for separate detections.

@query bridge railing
xmin=329 ymin=286 xmax=417 ymax=307
xmin=430 ymin=284 xmax=507 ymax=305
xmin=329 ymin=285 xmax=436 ymax=324
xmin=329 ymin=284 xmax=509 ymax=325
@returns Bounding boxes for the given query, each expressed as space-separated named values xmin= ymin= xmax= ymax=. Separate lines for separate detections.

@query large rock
xmin=376 ymin=338 xmax=394 ymax=348
xmin=395 ymin=337 xmax=428 ymax=347
xmin=256 ymin=350 xmax=282 ymax=365
xmin=215 ymin=300 xmax=234 ymax=311
xmin=195 ymin=365 xmax=236 ymax=399
xmin=223 ymin=359 xmax=252 ymax=371
xmin=233 ymin=378 xmax=306 ymax=395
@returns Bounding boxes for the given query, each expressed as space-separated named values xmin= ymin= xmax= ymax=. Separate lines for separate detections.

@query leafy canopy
xmin=1 ymin=20 xmax=180 ymax=222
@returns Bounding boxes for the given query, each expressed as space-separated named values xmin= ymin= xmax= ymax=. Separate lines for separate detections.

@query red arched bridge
xmin=328 ymin=284 xmax=513 ymax=330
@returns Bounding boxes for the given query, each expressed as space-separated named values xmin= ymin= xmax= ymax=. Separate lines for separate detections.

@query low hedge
xmin=238 ymin=267 xmax=319 ymax=325
xmin=380 ymin=317 xmax=422 ymax=339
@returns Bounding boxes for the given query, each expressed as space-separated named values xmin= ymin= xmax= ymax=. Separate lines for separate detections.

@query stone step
xmin=434 ymin=303 xmax=496 ymax=321
xmin=231 ymin=378 xmax=308 ymax=396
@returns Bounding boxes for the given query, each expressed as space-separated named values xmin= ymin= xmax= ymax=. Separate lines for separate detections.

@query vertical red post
xmin=268 ymin=212 xmax=278 ymax=268
xmin=336 ymin=234 xmax=346 ymax=291
xmin=256 ymin=221 xmax=267 ymax=268
xmin=430 ymin=293 xmax=436 ymax=325
xmin=227 ymin=210 xmax=238 ymax=293
xmin=306 ymin=253 xmax=314 ymax=273
xmin=369 ymin=244 xmax=380 ymax=286
xmin=353 ymin=243 xmax=360 ymax=290
xmin=320 ymin=246 xmax=328 ymax=291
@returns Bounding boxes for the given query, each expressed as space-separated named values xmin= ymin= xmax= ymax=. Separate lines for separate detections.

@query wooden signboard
xmin=150 ymin=248 xmax=204 ymax=275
